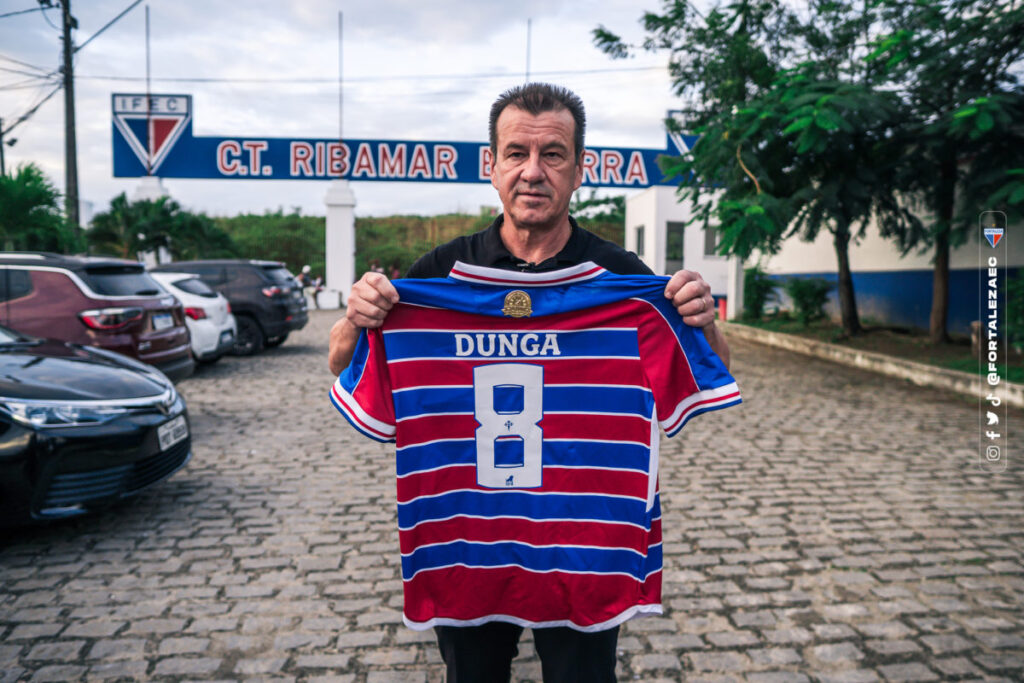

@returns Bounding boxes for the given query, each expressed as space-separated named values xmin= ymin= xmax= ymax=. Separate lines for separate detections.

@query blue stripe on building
xmin=770 ymin=268 xmax=1018 ymax=333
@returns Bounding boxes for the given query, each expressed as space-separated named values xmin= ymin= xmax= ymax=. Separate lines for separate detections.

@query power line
xmin=74 ymin=64 xmax=666 ymax=85
xmin=0 ymin=65 xmax=58 ymax=79
xmin=0 ymin=82 xmax=62 ymax=137
xmin=75 ymin=0 xmax=144 ymax=53
xmin=0 ymin=76 xmax=59 ymax=91
xmin=0 ymin=53 xmax=50 ymax=73
xmin=0 ymin=6 xmax=45 ymax=19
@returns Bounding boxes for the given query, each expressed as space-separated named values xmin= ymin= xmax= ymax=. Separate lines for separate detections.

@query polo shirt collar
xmin=483 ymin=215 xmax=586 ymax=271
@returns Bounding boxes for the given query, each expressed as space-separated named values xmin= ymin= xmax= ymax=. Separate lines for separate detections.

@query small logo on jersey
xmin=505 ymin=475 xmax=514 ymax=486
xmin=984 ymin=225 xmax=1004 ymax=248
xmin=502 ymin=290 xmax=532 ymax=317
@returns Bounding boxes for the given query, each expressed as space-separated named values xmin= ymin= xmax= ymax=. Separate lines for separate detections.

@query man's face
xmin=490 ymin=106 xmax=583 ymax=232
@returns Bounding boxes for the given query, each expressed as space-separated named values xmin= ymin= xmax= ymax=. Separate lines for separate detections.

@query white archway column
xmin=132 ymin=176 xmax=171 ymax=266
xmin=323 ymin=179 xmax=356 ymax=309
xmin=726 ymin=256 xmax=745 ymax=321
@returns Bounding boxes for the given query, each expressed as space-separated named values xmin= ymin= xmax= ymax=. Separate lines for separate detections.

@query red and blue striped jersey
xmin=330 ymin=261 xmax=741 ymax=632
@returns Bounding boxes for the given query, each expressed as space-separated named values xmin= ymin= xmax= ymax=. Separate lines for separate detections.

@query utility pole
xmin=60 ymin=0 xmax=80 ymax=230
xmin=0 ymin=117 xmax=6 ymax=176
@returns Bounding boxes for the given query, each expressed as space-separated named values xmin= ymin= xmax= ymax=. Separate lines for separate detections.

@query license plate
xmin=152 ymin=312 xmax=173 ymax=330
xmin=219 ymin=329 xmax=234 ymax=344
xmin=158 ymin=415 xmax=188 ymax=451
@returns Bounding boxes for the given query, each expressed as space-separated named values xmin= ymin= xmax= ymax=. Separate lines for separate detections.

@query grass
xmin=737 ymin=313 xmax=1024 ymax=384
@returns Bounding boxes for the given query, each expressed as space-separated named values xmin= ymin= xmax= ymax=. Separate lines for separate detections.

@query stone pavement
xmin=2 ymin=309 xmax=1022 ymax=682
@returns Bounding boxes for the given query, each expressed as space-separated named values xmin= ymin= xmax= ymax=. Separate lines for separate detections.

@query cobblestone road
xmin=2 ymin=310 xmax=1022 ymax=682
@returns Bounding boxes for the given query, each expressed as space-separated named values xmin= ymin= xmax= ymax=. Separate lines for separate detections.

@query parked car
xmin=0 ymin=252 xmax=194 ymax=381
xmin=150 ymin=271 xmax=236 ymax=363
xmin=151 ymin=259 xmax=308 ymax=355
xmin=0 ymin=324 xmax=190 ymax=524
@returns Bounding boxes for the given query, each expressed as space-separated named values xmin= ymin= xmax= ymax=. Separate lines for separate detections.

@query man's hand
xmin=328 ymin=272 xmax=400 ymax=375
xmin=664 ymin=269 xmax=731 ymax=369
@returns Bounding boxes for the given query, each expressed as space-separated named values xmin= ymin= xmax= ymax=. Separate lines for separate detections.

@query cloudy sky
xmin=1 ymin=0 xmax=680 ymax=221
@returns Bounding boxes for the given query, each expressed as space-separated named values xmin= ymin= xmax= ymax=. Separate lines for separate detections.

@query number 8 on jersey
xmin=473 ymin=363 xmax=544 ymax=488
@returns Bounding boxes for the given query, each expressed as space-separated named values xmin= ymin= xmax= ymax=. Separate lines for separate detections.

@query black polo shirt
xmin=406 ymin=215 xmax=653 ymax=279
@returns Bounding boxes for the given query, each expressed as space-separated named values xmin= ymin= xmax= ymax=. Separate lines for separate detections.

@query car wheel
xmin=265 ymin=333 xmax=288 ymax=348
xmin=233 ymin=316 xmax=265 ymax=356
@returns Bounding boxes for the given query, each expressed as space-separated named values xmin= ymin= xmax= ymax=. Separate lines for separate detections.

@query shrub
xmin=743 ymin=265 xmax=778 ymax=320
xmin=785 ymin=277 xmax=833 ymax=325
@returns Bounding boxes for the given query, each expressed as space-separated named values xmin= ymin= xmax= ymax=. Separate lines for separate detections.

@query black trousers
xmin=435 ymin=622 xmax=619 ymax=683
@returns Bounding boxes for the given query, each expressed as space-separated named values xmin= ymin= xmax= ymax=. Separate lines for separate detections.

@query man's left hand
xmin=665 ymin=269 xmax=716 ymax=328
xmin=664 ymin=269 xmax=730 ymax=369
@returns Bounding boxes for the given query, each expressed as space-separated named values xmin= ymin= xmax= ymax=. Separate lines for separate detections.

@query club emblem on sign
xmin=112 ymin=94 xmax=192 ymax=174
xmin=502 ymin=290 xmax=532 ymax=317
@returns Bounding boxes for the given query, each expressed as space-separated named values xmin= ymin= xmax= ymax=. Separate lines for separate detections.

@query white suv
xmin=150 ymin=272 xmax=237 ymax=363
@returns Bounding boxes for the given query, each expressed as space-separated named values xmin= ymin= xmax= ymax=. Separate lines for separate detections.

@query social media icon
xmin=986 ymin=445 xmax=1001 ymax=462
xmin=987 ymin=411 xmax=999 ymax=425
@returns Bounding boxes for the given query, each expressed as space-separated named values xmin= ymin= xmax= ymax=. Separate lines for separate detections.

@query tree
xmin=0 ymin=163 xmax=81 ymax=252
xmin=215 ymin=209 xmax=323 ymax=277
xmin=89 ymin=193 xmax=237 ymax=262
xmin=596 ymin=0 xmax=919 ymax=336
xmin=869 ymin=0 xmax=1024 ymax=342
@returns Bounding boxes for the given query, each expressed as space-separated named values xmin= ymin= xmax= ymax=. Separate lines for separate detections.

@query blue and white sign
xmin=112 ymin=93 xmax=696 ymax=188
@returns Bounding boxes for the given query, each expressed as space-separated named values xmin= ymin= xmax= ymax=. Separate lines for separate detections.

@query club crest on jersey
xmin=502 ymin=290 xmax=532 ymax=317
xmin=112 ymin=94 xmax=191 ymax=174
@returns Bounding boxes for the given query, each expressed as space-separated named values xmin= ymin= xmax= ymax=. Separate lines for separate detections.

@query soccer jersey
xmin=330 ymin=261 xmax=741 ymax=632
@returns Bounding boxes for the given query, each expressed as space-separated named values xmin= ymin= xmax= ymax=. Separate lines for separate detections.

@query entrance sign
xmin=112 ymin=93 xmax=696 ymax=188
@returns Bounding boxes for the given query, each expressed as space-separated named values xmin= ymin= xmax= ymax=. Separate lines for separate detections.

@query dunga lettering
xmin=454 ymin=332 xmax=561 ymax=357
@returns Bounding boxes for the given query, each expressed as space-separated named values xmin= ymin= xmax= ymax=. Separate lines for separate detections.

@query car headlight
xmin=0 ymin=399 xmax=126 ymax=428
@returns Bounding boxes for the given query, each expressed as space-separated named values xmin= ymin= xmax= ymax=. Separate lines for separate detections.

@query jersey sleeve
xmin=637 ymin=298 xmax=741 ymax=437
xmin=329 ymin=328 xmax=397 ymax=442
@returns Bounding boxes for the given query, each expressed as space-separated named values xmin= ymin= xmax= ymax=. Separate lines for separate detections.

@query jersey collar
xmin=448 ymin=261 xmax=607 ymax=287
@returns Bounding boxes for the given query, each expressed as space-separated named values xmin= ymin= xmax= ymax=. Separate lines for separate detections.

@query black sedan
xmin=0 ymin=325 xmax=191 ymax=524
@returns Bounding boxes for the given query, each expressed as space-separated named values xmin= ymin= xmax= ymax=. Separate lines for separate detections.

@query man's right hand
xmin=328 ymin=272 xmax=400 ymax=375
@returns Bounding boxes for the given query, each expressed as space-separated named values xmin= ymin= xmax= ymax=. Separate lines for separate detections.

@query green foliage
xmin=214 ymin=210 xmax=322 ymax=277
xmin=570 ymin=190 xmax=626 ymax=246
xmin=743 ymin=265 xmax=778 ymax=320
xmin=354 ymin=214 xmax=490 ymax=278
xmin=784 ymin=277 xmax=832 ymax=326
xmin=90 ymin=194 xmax=237 ymax=263
xmin=1008 ymin=271 xmax=1024 ymax=354
xmin=0 ymin=163 xmax=82 ymax=252
xmin=868 ymin=0 xmax=1024 ymax=341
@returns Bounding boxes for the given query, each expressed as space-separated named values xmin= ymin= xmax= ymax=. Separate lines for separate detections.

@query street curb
xmin=721 ymin=321 xmax=1024 ymax=409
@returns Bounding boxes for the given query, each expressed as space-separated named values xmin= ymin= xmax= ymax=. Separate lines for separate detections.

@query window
xmin=0 ymin=269 xmax=33 ymax=303
xmin=665 ymin=221 xmax=685 ymax=274
xmin=634 ymin=225 xmax=645 ymax=257
xmin=172 ymin=277 xmax=217 ymax=298
xmin=80 ymin=267 xmax=163 ymax=296
xmin=704 ymin=226 xmax=722 ymax=257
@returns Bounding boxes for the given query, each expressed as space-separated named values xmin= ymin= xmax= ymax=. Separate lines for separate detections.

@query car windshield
xmin=261 ymin=266 xmax=296 ymax=286
xmin=172 ymin=277 xmax=217 ymax=297
xmin=81 ymin=267 xmax=164 ymax=296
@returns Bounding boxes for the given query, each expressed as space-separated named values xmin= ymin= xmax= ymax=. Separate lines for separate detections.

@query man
xmin=329 ymin=83 xmax=731 ymax=681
